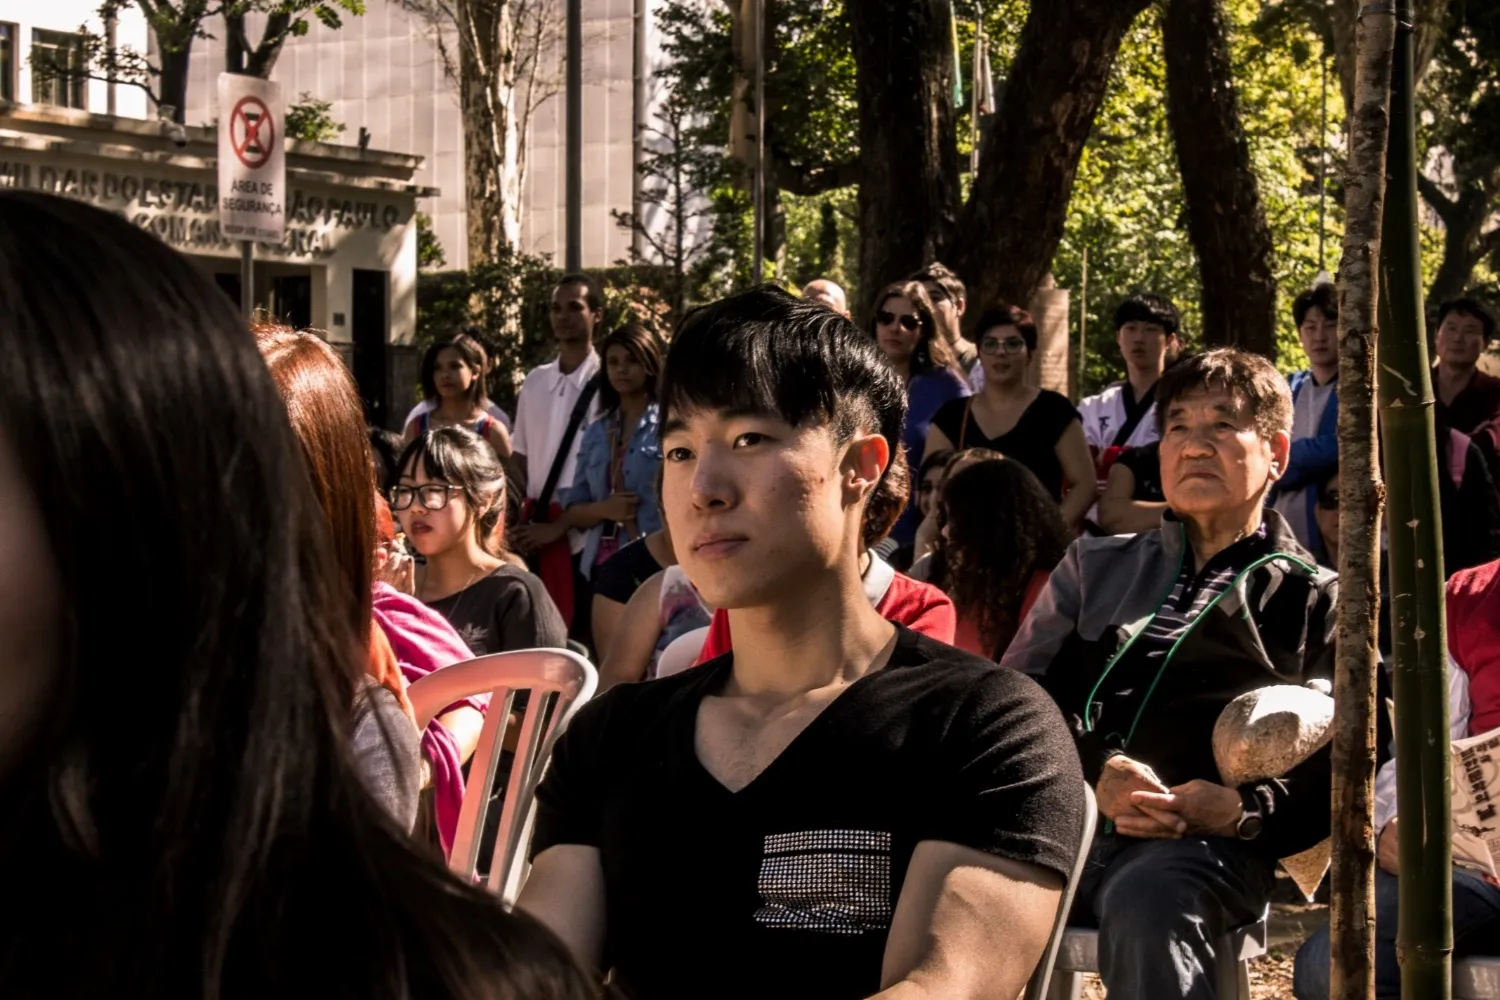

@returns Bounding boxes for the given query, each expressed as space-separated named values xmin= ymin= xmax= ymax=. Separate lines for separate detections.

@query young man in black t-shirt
xmin=518 ymin=287 xmax=1086 ymax=1000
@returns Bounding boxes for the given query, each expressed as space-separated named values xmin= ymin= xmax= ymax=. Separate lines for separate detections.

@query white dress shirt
xmin=511 ymin=350 xmax=602 ymax=553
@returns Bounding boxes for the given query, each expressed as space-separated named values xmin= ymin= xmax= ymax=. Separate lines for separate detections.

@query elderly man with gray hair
xmin=1004 ymin=348 xmax=1392 ymax=1000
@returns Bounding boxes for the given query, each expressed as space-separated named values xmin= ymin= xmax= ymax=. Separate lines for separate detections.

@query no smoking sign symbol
xmin=229 ymin=96 xmax=276 ymax=169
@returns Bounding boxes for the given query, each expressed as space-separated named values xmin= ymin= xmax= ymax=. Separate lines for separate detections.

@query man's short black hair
xmin=1293 ymin=284 xmax=1338 ymax=328
xmin=557 ymin=272 xmax=603 ymax=312
xmin=1114 ymin=293 xmax=1180 ymax=336
xmin=1437 ymin=297 xmax=1496 ymax=341
xmin=910 ymin=261 xmax=966 ymax=306
xmin=661 ymin=285 xmax=910 ymax=547
xmin=1156 ymin=348 xmax=1292 ymax=441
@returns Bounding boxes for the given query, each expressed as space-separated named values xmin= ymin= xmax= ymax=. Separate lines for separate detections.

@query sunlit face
xmin=1160 ymin=387 xmax=1288 ymax=521
xmin=605 ymin=343 xmax=648 ymax=397
xmin=1117 ymin=321 xmax=1176 ymax=378
xmin=923 ymin=280 xmax=963 ymax=331
xmin=433 ymin=347 xmax=476 ymax=400
xmin=660 ymin=407 xmax=876 ymax=610
xmin=394 ymin=456 xmax=476 ymax=558
xmin=978 ymin=324 xmax=1031 ymax=386
xmin=875 ymin=295 xmax=922 ymax=365
xmin=550 ymin=281 xmax=601 ymax=346
xmin=0 ymin=426 xmax=62 ymax=781
xmin=1435 ymin=310 xmax=1488 ymax=369
xmin=1298 ymin=306 xmax=1339 ymax=372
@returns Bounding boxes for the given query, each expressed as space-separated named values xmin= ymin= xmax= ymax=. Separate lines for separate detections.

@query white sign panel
xmin=217 ymin=73 xmax=285 ymax=242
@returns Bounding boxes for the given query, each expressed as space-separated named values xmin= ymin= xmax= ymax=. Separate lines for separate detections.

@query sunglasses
xmin=1318 ymin=488 xmax=1340 ymax=511
xmin=918 ymin=481 xmax=937 ymax=494
xmin=390 ymin=483 xmax=466 ymax=511
xmin=877 ymin=310 xmax=921 ymax=332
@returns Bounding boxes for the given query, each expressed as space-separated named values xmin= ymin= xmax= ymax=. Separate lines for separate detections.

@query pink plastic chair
xmin=407 ymin=647 xmax=597 ymax=902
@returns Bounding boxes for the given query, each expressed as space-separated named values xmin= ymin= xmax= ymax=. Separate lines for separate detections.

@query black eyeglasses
xmin=390 ymin=484 xmax=466 ymax=511
xmin=877 ymin=310 xmax=920 ymax=332
xmin=1318 ymin=488 xmax=1340 ymax=511
xmin=918 ymin=481 xmax=937 ymax=494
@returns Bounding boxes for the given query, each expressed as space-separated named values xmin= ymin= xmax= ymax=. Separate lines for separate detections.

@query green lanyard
xmin=1082 ymin=536 xmax=1317 ymax=751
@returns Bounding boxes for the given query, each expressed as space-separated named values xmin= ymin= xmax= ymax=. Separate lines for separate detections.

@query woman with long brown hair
xmin=257 ymin=324 xmax=486 ymax=855
xmin=0 ymin=189 xmax=591 ymax=1000
xmin=404 ymin=335 xmax=514 ymax=462
xmin=868 ymin=280 xmax=970 ymax=547
xmin=930 ymin=455 xmax=1072 ymax=660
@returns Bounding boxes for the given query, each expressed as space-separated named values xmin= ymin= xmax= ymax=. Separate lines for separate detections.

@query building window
xmin=31 ymin=29 xmax=87 ymax=110
xmin=0 ymin=24 xmax=16 ymax=103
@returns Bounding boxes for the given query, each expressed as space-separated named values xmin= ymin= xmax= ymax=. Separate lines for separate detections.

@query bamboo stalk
xmin=1379 ymin=0 xmax=1454 ymax=996
xmin=1329 ymin=1 xmax=1395 ymax=995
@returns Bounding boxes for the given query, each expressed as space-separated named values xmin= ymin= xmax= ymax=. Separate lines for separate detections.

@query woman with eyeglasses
xmin=869 ymin=280 xmax=971 ymax=546
xmin=924 ymin=305 xmax=1097 ymax=529
xmin=393 ymin=427 xmax=568 ymax=657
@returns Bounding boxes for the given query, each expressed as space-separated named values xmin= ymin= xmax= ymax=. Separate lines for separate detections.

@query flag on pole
xmin=950 ymin=2 xmax=964 ymax=108
xmin=976 ymin=34 xmax=996 ymax=115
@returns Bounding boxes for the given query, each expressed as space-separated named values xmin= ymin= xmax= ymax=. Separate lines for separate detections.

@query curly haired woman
xmin=930 ymin=456 xmax=1072 ymax=660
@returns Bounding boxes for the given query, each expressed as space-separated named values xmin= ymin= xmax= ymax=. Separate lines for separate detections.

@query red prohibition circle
xmin=229 ymin=96 xmax=276 ymax=169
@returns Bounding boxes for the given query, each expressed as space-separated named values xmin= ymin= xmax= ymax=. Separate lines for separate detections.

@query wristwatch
xmin=1236 ymin=790 xmax=1264 ymax=841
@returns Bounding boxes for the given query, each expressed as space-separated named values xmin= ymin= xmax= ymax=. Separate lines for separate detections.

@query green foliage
xmin=284 ymin=92 xmax=346 ymax=142
xmin=415 ymin=213 xmax=446 ymax=270
xmin=1051 ymin=1 xmax=1341 ymax=393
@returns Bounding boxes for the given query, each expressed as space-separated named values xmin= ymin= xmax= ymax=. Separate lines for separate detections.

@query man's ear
xmin=844 ymin=432 xmax=890 ymax=502
xmin=1267 ymin=430 xmax=1291 ymax=483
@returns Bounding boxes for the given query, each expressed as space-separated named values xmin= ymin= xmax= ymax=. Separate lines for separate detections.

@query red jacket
xmin=1447 ymin=557 xmax=1500 ymax=736
xmin=695 ymin=553 xmax=956 ymax=664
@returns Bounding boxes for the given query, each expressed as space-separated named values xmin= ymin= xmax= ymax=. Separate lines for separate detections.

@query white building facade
xmin=180 ymin=0 xmax=666 ymax=272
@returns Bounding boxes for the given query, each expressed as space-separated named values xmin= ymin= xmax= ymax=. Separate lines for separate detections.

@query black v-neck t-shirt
xmin=531 ymin=627 xmax=1085 ymax=999
xmin=930 ymin=390 xmax=1081 ymax=500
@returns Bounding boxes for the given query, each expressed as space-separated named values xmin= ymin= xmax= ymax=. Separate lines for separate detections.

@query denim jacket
xmin=560 ymin=402 xmax=663 ymax=578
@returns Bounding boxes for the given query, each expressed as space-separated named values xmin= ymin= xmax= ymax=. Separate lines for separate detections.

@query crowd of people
xmin=6 ymin=185 xmax=1500 ymax=999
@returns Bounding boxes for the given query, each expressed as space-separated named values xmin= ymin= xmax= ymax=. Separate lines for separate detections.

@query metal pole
xmin=565 ymin=0 xmax=582 ymax=272
xmin=970 ymin=26 xmax=981 ymax=176
xmin=1076 ymin=247 xmax=1088 ymax=402
xmin=751 ymin=0 xmax=764 ymax=283
xmin=240 ymin=240 xmax=254 ymax=321
xmin=631 ymin=0 xmax=648 ymax=261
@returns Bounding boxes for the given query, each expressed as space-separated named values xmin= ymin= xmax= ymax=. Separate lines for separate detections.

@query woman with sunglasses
xmin=393 ymin=427 xmax=568 ymax=657
xmin=924 ymin=305 xmax=1097 ymax=530
xmin=869 ymin=280 xmax=971 ymax=546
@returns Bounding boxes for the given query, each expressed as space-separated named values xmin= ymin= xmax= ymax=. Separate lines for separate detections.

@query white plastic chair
xmin=1023 ymin=784 xmax=1098 ymax=1000
xmin=407 ymin=647 xmax=597 ymax=903
xmin=1457 ymin=956 xmax=1500 ymax=999
xmin=656 ymin=625 xmax=709 ymax=679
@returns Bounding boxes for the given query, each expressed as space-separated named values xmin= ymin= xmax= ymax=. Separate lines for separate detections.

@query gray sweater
xmin=351 ymin=678 xmax=422 ymax=831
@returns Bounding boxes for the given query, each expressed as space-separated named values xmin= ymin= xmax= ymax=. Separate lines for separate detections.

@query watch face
xmin=1238 ymin=814 xmax=1264 ymax=840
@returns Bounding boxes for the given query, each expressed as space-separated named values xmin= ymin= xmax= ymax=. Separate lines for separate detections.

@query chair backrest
xmin=1023 ymin=782 xmax=1098 ymax=1000
xmin=656 ymin=626 xmax=709 ymax=679
xmin=407 ymin=647 xmax=598 ymax=899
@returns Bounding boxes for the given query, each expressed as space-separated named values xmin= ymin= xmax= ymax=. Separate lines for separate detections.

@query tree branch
xmin=1417 ymin=172 xmax=1456 ymax=221
xmin=770 ymin=150 xmax=861 ymax=196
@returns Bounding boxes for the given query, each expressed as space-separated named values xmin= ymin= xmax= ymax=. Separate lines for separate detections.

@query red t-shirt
xmin=694 ymin=554 xmax=956 ymax=664
xmin=1448 ymin=557 xmax=1500 ymax=736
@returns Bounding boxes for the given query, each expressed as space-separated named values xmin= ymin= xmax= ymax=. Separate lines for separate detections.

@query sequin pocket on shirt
xmin=753 ymin=829 xmax=893 ymax=935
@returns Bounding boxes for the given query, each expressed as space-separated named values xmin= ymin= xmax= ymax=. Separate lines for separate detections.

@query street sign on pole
xmin=217 ymin=73 xmax=285 ymax=244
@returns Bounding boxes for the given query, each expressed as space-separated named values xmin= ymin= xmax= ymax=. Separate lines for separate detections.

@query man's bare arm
xmin=516 ymin=845 xmax=607 ymax=972
xmin=876 ymin=840 xmax=1063 ymax=999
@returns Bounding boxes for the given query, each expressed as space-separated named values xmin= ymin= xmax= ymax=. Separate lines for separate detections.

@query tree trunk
xmin=954 ymin=0 xmax=1151 ymax=314
xmin=157 ymin=44 xmax=191 ymax=122
xmin=1419 ymin=173 xmax=1500 ymax=310
xmin=456 ymin=0 xmax=522 ymax=266
xmin=1329 ymin=2 xmax=1396 ymax=996
xmin=847 ymin=0 xmax=960 ymax=320
xmin=1327 ymin=0 xmax=1450 ymax=134
xmin=225 ymin=12 xmax=293 ymax=79
xmin=1163 ymin=0 xmax=1279 ymax=359
xmin=1382 ymin=2 xmax=1454 ymax=995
